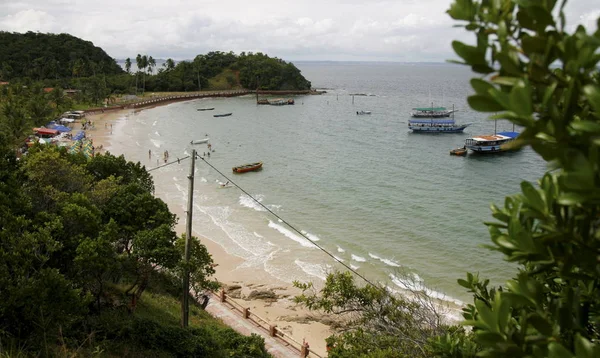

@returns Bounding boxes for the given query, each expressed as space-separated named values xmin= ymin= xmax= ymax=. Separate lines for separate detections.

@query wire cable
xmin=196 ymin=155 xmax=379 ymax=288
xmin=148 ymin=155 xmax=191 ymax=172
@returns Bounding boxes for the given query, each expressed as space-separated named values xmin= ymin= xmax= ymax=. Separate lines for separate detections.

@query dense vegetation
xmin=125 ymin=50 xmax=311 ymax=93
xmin=0 ymin=124 xmax=269 ymax=356
xmin=294 ymin=1 xmax=600 ymax=357
xmin=0 ymin=31 xmax=124 ymax=80
xmin=0 ymin=32 xmax=312 ymax=100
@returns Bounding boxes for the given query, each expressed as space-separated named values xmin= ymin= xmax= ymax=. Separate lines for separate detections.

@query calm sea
xmin=108 ymin=62 xmax=546 ymax=304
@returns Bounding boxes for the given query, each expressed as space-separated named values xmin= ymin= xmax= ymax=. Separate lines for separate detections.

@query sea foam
xmin=268 ymin=221 xmax=314 ymax=248
xmin=368 ymin=253 xmax=400 ymax=267
xmin=351 ymin=254 xmax=367 ymax=262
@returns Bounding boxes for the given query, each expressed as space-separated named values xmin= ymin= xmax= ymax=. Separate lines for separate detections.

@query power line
xmin=196 ymin=155 xmax=379 ymax=289
xmin=148 ymin=155 xmax=191 ymax=172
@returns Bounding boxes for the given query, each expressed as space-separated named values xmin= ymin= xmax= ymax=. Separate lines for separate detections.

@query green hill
xmin=0 ymin=31 xmax=124 ymax=81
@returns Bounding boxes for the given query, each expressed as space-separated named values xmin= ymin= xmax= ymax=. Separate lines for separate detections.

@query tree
xmin=125 ymin=57 xmax=132 ymax=74
xmin=447 ymin=0 xmax=600 ymax=356
xmin=165 ymin=58 xmax=175 ymax=71
xmin=293 ymin=270 xmax=471 ymax=357
xmin=148 ymin=56 xmax=156 ymax=75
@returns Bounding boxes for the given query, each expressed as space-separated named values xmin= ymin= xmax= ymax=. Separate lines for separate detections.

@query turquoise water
xmin=108 ymin=62 xmax=546 ymax=304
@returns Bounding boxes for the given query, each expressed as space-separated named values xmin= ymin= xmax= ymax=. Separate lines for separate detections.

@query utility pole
xmin=182 ymin=149 xmax=196 ymax=328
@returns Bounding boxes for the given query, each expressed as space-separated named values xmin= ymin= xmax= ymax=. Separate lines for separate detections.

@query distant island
xmin=0 ymin=31 xmax=312 ymax=96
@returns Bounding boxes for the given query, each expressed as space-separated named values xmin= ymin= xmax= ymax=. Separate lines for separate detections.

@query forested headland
xmin=0 ymin=31 xmax=312 ymax=107
xmin=0 ymin=137 xmax=271 ymax=356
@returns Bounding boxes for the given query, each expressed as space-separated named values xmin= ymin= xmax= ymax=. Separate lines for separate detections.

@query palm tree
xmin=125 ymin=58 xmax=132 ymax=74
xmin=135 ymin=54 xmax=142 ymax=94
xmin=165 ymin=58 xmax=175 ymax=71
xmin=148 ymin=56 xmax=156 ymax=75
xmin=141 ymin=55 xmax=148 ymax=95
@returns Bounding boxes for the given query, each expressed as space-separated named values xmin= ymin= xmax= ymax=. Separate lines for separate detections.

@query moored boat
xmin=464 ymin=131 xmax=519 ymax=153
xmin=357 ymin=110 xmax=372 ymax=115
xmin=197 ymin=107 xmax=215 ymax=111
xmin=232 ymin=162 xmax=263 ymax=173
xmin=411 ymin=106 xmax=457 ymax=118
xmin=450 ymin=147 xmax=467 ymax=156
xmin=213 ymin=113 xmax=232 ymax=117
xmin=408 ymin=118 xmax=471 ymax=133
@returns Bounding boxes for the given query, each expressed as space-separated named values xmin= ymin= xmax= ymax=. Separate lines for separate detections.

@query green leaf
xmin=447 ymin=0 xmax=476 ymax=21
xmin=476 ymin=331 xmax=505 ymax=345
xmin=509 ymin=81 xmax=533 ymax=115
xmin=458 ymin=278 xmax=471 ymax=289
xmin=496 ymin=52 xmax=523 ymax=75
xmin=471 ymin=78 xmax=495 ymax=95
xmin=570 ymin=120 xmax=600 ymax=133
xmin=468 ymin=95 xmax=506 ymax=112
xmin=520 ymin=181 xmax=546 ymax=214
xmin=452 ymin=41 xmax=486 ymax=65
xmin=548 ymin=342 xmax=574 ymax=358
xmin=528 ymin=314 xmax=553 ymax=336
xmin=475 ymin=299 xmax=498 ymax=332
xmin=583 ymin=85 xmax=600 ymax=113
xmin=491 ymin=76 xmax=519 ymax=86
xmin=522 ymin=35 xmax=547 ymax=55
xmin=542 ymin=82 xmax=557 ymax=107
xmin=574 ymin=334 xmax=595 ymax=358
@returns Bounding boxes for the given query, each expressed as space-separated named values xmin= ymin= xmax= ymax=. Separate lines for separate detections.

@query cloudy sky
xmin=1 ymin=0 xmax=598 ymax=62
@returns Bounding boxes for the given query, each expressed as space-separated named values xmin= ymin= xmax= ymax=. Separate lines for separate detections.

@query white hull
xmin=191 ymin=138 xmax=209 ymax=144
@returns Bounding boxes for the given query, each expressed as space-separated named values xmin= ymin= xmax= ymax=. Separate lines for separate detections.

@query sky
xmin=0 ymin=0 xmax=598 ymax=63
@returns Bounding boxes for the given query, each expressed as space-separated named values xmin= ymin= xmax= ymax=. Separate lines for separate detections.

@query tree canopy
xmin=0 ymin=31 xmax=124 ymax=81
xmin=0 ymin=141 xmax=267 ymax=356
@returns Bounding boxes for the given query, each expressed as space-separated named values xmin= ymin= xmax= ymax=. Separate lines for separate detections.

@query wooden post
xmin=243 ymin=307 xmax=250 ymax=319
xmin=220 ymin=288 xmax=226 ymax=302
xmin=269 ymin=325 xmax=277 ymax=337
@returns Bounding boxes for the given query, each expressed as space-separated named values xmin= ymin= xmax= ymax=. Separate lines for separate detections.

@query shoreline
xmin=85 ymin=104 xmax=333 ymax=355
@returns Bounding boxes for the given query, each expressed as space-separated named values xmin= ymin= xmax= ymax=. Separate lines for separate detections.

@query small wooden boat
xmin=450 ymin=147 xmax=467 ymax=156
xmin=190 ymin=138 xmax=209 ymax=145
xmin=357 ymin=110 xmax=372 ymax=115
xmin=197 ymin=107 xmax=215 ymax=111
xmin=232 ymin=162 xmax=263 ymax=173
xmin=213 ymin=113 xmax=232 ymax=117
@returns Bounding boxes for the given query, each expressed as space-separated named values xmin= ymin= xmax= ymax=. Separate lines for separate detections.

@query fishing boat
xmin=450 ymin=147 xmax=467 ymax=156
xmin=190 ymin=138 xmax=209 ymax=145
xmin=213 ymin=113 xmax=232 ymax=117
xmin=464 ymin=131 xmax=519 ymax=153
xmin=357 ymin=110 xmax=372 ymax=115
xmin=197 ymin=107 xmax=215 ymax=111
xmin=232 ymin=162 xmax=263 ymax=173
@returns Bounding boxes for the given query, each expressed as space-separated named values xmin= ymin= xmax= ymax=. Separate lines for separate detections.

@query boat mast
xmin=494 ymin=118 xmax=497 ymax=135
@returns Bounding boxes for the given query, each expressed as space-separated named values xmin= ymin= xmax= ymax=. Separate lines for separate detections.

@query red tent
xmin=33 ymin=128 xmax=59 ymax=136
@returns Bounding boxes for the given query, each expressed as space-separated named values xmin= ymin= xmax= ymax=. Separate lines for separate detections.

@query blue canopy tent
xmin=72 ymin=130 xmax=85 ymax=141
xmin=46 ymin=122 xmax=72 ymax=132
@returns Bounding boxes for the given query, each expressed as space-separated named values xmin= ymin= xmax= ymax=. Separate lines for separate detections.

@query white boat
xmin=408 ymin=118 xmax=471 ymax=133
xmin=410 ymin=106 xmax=457 ymax=118
xmin=357 ymin=110 xmax=372 ymax=115
xmin=190 ymin=138 xmax=209 ymax=145
xmin=464 ymin=131 xmax=519 ymax=153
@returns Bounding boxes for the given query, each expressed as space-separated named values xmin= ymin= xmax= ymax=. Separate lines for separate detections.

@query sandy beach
xmin=85 ymin=106 xmax=333 ymax=355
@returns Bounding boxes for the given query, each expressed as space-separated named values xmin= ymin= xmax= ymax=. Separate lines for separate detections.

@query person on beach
xmin=148 ymin=149 xmax=151 ymax=159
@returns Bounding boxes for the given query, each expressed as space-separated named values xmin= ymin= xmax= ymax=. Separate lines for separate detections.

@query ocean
xmin=107 ymin=62 xmax=546 ymax=304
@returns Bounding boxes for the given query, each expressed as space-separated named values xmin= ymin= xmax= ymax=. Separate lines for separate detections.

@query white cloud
xmin=0 ymin=0 xmax=597 ymax=62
